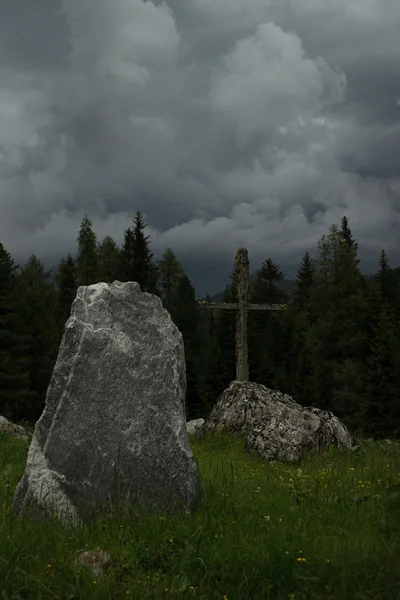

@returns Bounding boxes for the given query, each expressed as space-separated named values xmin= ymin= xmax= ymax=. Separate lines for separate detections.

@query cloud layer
xmin=1 ymin=0 xmax=399 ymax=295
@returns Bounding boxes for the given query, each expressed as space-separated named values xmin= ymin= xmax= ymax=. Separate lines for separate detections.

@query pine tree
xmin=96 ymin=235 xmax=120 ymax=284
xmin=375 ymin=250 xmax=400 ymax=315
xmin=359 ymin=256 xmax=400 ymax=439
xmin=169 ymin=274 xmax=204 ymax=420
xmin=292 ymin=252 xmax=316 ymax=311
xmin=131 ymin=211 xmax=156 ymax=292
xmin=197 ymin=291 xmax=230 ymax=412
xmin=147 ymin=262 xmax=161 ymax=297
xmin=362 ymin=301 xmax=400 ymax=439
xmin=214 ymin=263 xmax=239 ymax=385
xmin=0 ymin=243 xmax=18 ymax=293
xmin=251 ymin=258 xmax=286 ymax=303
xmin=365 ymin=279 xmax=383 ymax=339
xmin=76 ymin=213 xmax=99 ymax=286
xmin=15 ymin=255 xmax=59 ymax=421
xmin=157 ymin=248 xmax=184 ymax=310
xmin=249 ymin=257 xmax=288 ymax=386
xmin=204 ymin=294 xmax=215 ymax=338
xmin=288 ymin=252 xmax=317 ymax=402
xmin=289 ymin=310 xmax=315 ymax=404
xmin=55 ymin=254 xmax=78 ymax=337
xmin=305 ymin=223 xmax=368 ymax=428
xmin=340 ymin=215 xmax=359 ymax=259
xmin=377 ymin=249 xmax=390 ymax=278
xmin=197 ymin=334 xmax=228 ymax=417
xmin=0 ymin=243 xmax=34 ymax=420
xmin=118 ymin=228 xmax=135 ymax=282
xmin=117 ymin=212 xmax=159 ymax=292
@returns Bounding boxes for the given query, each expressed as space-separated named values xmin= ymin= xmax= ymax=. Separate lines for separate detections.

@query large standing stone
xmin=13 ymin=281 xmax=204 ymax=525
xmin=199 ymin=381 xmax=357 ymax=463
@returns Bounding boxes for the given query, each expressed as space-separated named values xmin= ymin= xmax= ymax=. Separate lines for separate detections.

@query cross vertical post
xmin=236 ymin=248 xmax=249 ymax=381
xmin=197 ymin=248 xmax=287 ymax=382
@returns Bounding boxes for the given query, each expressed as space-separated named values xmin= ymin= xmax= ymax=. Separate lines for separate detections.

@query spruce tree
xmin=290 ymin=310 xmax=315 ymax=404
xmin=340 ymin=215 xmax=359 ymax=259
xmin=157 ymin=248 xmax=184 ymax=310
xmin=292 ymin=252 xmax=316 ymax=311
xmin=288 ymin=253 xmax=317 ymax=401
xmin=147 ymin=262 xmax=161 ymax=297
xmin=249 ymin=257 xmax=288 ymax=386
xmin=0 ymin=243 xmax=18 ymax=292
xmin=131 ymin=211 xmax=156 ymax=292
xmin=76 ymin=213 xmax=99 ymax=286
xmin=252 ymin=258 xmax=286 ymax=303
xmin=118 ymin=227 xmax=135 ymax=282
xmin=375 ymin=250 xmax=400 ymax=315
xmin=55 ymin=254 xmax=78 ymax=337
xmin=169 ymin=274 xmax=204 ymax=420
xmin=377 ymin=249 xmax=390 ymax=278
xmin=200 ymin=294 xmax=215 ymax=339
xmin=0 ymin=243 xmax=34 ymax=420
xmin=207 ymin=294 xmax=215 ymax=337
xmin=360 ymin=256 xmax=400 ymax=439
xmin=214 ymin=263 xmax=238 ymax=385
xmin=363 ymin=301 xmax=400 ymax=439
xmin=16 ymin=255 xmax=59 ymax=421
xmin=197 ymin=334 xmax=228 ymax=416
xmin=96 ymin=235 xmax=120 ymax=284
xmin=117 ymin=212 xmax=159 ymax=293
xmin=305 ymin=224 xmax=368 ymax=428
xmin=197 ymin=291 xmax=229 ymax=411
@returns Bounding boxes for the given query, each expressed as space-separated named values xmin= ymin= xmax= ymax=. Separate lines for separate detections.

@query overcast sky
xmin=1 ymin=0 xmax=399 ymax=297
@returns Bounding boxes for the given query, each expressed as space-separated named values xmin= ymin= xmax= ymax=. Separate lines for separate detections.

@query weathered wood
xmin=198 ymin=302 xmax=286 ymax=310
xmin=197 ymin=248 xmax=287 ymax=382
xmin=236 ymin=247 xmax=249 ymax=380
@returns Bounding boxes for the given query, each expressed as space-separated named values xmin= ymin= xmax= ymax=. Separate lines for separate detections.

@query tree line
xmin=0 ymin=212 xmax=399 ymax=440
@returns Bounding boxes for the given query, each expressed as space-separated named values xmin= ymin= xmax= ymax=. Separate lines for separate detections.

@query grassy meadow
xmin=0 ymin=425 xmax=399 ymax=599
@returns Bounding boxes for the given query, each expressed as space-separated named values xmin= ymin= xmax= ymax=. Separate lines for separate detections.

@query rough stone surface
xmin=73 ymin=549 xmax=114 ymax=578
xmin=199 ymin=380 xmax=357 ymax=463
xmin=13 ymin=281 xmax=204 ymax=524
xmin=0 ymin=416 xmax=32 ymax=442
xmin=186 ymin=418 xmax=205 ymax=435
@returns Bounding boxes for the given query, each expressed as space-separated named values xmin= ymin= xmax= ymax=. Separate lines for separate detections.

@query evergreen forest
xmin=1 ymin=212 xmax=399 ymax=441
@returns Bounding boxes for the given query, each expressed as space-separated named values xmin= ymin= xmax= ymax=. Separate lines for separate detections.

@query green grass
xmin=1 ymin=427 xmax=399 ymax=600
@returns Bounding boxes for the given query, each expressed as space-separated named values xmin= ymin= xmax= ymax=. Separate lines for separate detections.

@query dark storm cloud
xmin=0 ymin=0 xmax=399 ymax=296
xmin=0 ymin=0 xmax=69 ymax=69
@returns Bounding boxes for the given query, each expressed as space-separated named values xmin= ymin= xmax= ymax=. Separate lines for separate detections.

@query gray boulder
xmin=186 ymin=418 xmax=205 ymax=435
xmin=0 ymin=416 xmax=32 ymax=442
xmin=73 ymin=548 xmax=114 ymax=579
xmin=13 ymin=281 xmax=204 ymax=525
xmin=199 ymin=380 xmax=355 ymax=463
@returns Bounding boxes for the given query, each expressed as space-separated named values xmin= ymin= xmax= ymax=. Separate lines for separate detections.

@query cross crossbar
xmin=197 ymin=302 xmax=286 ymax=310
xmin=197 ymin=248 xmax=287 ymax=381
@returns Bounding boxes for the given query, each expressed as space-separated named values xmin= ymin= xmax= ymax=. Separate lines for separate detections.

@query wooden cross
xmin=197 ymin=248 xmax=287 ymax=381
